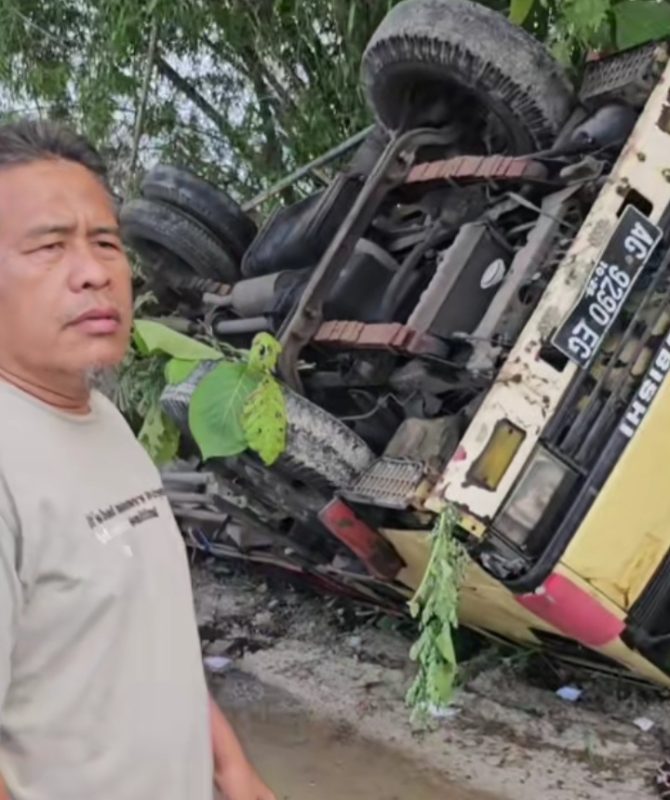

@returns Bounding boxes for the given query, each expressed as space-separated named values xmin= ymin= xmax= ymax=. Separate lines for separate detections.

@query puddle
xmin=214 ymin=670 xmax=500 ymax=800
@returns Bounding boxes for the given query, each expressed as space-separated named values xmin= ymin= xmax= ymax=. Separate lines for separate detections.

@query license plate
xmin=552 ymin=205 xmax=662 ymax=369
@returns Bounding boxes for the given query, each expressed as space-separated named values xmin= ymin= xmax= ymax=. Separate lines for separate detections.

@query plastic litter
xmin=556 ymin=685 xmax=582 ymax=702
xmin=633 ymin=716 xmax=655 ymax=732
xmin=428 ymin=705 xmax=461 ymax=721
xmin=203 ymin=655 xmax=232 ymax=673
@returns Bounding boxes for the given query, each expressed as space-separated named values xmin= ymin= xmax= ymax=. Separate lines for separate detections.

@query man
xmin=0 ymin=119 xmax=275 ymax=800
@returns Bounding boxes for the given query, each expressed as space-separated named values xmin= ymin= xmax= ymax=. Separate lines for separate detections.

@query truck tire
xmin=161 ymin=362 xmax=374 ymax=492
xmin=361 ymin=0 xmax=574 ymax=152
xmin=141 ymin=165 xmax=257 ymax=260
xmin=120 ymin=197 xmax=240 ymax=282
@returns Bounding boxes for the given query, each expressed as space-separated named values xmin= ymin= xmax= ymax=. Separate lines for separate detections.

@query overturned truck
xmin=121 ymin=0 xmax=670 ymax=685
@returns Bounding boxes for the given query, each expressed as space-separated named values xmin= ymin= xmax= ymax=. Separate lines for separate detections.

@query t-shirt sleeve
xmin=0 ymin=516 xmax=20 ymax=711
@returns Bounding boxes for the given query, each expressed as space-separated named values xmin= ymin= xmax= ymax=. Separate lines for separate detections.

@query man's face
xmin=0 ymin=159 xmax=133 ymax=381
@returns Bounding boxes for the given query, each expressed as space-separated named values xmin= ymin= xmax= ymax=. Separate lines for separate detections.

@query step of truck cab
xmin=340 ymin=457 xmax=427 ymax=510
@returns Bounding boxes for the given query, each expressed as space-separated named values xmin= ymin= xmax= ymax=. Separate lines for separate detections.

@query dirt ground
xmin=192 ymin=558 xmax=669 ymax=800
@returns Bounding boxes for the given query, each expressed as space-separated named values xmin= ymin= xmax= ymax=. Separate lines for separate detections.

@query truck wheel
xmin=120 ymin=197 xmax=240 ymax=282
xmin=361 ymin=0 xmax=574 ymax=152
xmin=279 ymin=390 xmax=374 ymax=491
xmin=161 ymin=363 xmax=374 ymax=491
xmin=141 ymin=164 xmax=257 ymax=260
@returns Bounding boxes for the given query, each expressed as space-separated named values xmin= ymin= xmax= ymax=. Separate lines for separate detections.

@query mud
xmin=214 ymin=671 xmax=500 ymax=800
xmin=194 ymin=561 xmax=669 ymax=800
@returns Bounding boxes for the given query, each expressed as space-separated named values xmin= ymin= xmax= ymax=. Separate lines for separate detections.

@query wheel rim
xmin=371 ymin=64 xmax=534 ymax=154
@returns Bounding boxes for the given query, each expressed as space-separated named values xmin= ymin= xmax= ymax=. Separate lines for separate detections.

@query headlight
xmin=495 ymin=449 xmax=573 ymax=547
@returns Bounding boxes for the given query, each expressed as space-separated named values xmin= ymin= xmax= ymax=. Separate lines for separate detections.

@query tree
xmin=1 ymin=0 xmax=669 ymax=205
xmin=0 ymin=0 xmax=395 ymax=200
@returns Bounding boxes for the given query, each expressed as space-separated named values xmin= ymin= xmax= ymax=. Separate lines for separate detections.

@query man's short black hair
xmin=0 ymin=118 xmax=111 ymax=192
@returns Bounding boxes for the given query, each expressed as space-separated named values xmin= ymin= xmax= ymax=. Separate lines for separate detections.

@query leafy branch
xmin=406 ymin=507 xmax=468 ymax=725
xmin=117 ymin=321 xmax=287 ymax=467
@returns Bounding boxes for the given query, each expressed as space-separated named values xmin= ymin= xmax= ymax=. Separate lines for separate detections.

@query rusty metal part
xmin=318 ymin=498 xmax=405 ymax=580
xmin=277 ymin=126 xmax=462 ymax=391
xmin=405 ymin=155 xmax=547 ymax=186
xmin=313 ymin=320 xmax=447 ymax=357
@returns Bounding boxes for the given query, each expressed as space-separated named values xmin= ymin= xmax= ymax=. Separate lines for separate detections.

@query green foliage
xmin=0 ymin=0 xmax=394 ymax=199
xmin=509 ymin=0 xmax=535 ymax=24
xmin=242 ymin=376 xmax=287 ymax=466
xmin=562 ymin=0 xmax=612 ymax=43
xmin=188 ymin=332 xmax=287 ymax=465
xmin=164 ymin=358 xmax=199 ymax=385
xmin=510 ymin=0 xmax=670 ymax=65
xmin=133 ymin=319 xmax=222 ymax=361
xmin=113 ymin=345 xmax=176 ymax=463
xmin=137 ymin=402 xmax=180 ymax=465
xmin=246 ymin=332 xmax=282 ymax=372
xmin=613 ymin=1 xmax=670 ymax=49
xmin=5 ymin=0 xmax=670 ymax=207
xmin=114 ymin=346 xmax=167 ymax=426
xmin=406 ymin=507 xmax=468 ymax=724
xmin=118 ymin=321 xmax=287 ymax=466
xmin=188 ymin=361 xmax=259 ymax=459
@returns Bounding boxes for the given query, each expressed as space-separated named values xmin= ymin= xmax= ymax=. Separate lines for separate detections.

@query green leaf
xmin=613 ymin=1 xmax=670 ymax=50
xmin=133 ymin=320 xmax=222 ymax=361
xmin=427 ymin=655 xmax=456 ymax=704
xmin=550 ymin=32 xmax=576 ymax=66
xmin=346 ymin=3 xmax=357 ymax=37
xmin=188 ymin=362 xmax=262 ymax=460
xmin=563 ymin=0 xmax=611 ymax=38
xmin=435 ymin=626 xmax=457 ymax=664
xmin=242 ymin=376 xmax=287 ymax=465
xmin=510 ymin=0 xmax=536 ymax=25
xmin=137 ymin=403 xmax=180 ymax=465
xmin=247 ymin=332 xmax=283 ymax=373
xmin=165 ymin=358 xmax=199 ymax=384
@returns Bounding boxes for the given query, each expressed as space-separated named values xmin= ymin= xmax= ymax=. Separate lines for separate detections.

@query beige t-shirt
xmin=0 ymin=382 xmax=212 ymax=800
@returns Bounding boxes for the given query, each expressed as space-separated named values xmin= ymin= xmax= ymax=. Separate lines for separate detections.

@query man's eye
xmin=95 ymin=240 xmax=120 ymax=251
xmin=36 ymin=242 xmax=63 ymax=253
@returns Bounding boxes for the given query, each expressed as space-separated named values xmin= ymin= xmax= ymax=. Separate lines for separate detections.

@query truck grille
xmin=502 ymin=241 xmax=670 ymax=594
xmin=543 ymin=244 xmax=670 ymax=472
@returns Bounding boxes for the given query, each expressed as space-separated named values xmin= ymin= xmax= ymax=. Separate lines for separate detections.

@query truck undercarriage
xmin=120 ymin=0 xmax=670 ymax=680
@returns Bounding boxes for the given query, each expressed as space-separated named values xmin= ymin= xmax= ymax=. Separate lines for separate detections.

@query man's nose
xmin=68 ymin=243 xmax=112 ymax=292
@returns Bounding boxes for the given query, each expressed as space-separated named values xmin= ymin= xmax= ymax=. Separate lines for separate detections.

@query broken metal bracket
xmin=318 ymin=498 xmax=405 ymax=580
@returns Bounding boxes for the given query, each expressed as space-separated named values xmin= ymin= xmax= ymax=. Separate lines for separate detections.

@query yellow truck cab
xmin=385 ymin=49 xmax=670 ymax=686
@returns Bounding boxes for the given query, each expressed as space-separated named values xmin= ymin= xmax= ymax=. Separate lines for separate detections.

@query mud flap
xmin=319 ymin=499 xmax=405 ymax=580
